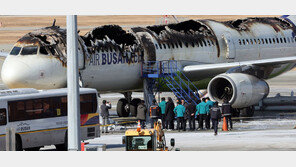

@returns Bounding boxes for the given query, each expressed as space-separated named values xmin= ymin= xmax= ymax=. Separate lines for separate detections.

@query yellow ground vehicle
xmin=122 ymin=120 xmax=175 ymax=151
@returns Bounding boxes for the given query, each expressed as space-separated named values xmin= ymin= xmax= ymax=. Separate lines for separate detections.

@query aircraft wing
xmin=183 ymin=56 xmax=296 ymax=79
xmin=0 ymin=52 xmax=8 ymax=61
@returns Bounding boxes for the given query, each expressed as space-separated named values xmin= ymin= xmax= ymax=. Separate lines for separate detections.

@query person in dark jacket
xmin=100 ymin=100 xmax=112 ymax=133
xmin=149 ymin=99 xmax=160 ymax=128
xmin=165 ymin=97 xmax=175 ymax=130
xmin=210 ymin=101 xmax=221 ymax=135
xmin=136 ymin=100 xmax=147 ymax=129
xmin=186 ymin=100 xmax=196 ymax=131
xmin=221 ymin=99 xmax=233 ymax=130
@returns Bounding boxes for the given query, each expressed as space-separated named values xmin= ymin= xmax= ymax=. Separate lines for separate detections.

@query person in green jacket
xmin=205 ymin=97 xmax=215 ymax=129
xmin=174 ymin=101 xmax=186 ymax=132
xmin=158 ymin=97 xmax=166 ymax=129
xmin=196 ymin=98 xmax=207 ymax=130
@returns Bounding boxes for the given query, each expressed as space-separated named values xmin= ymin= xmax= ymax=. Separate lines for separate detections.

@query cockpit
xmin=9 ymin=45 xmax=51 ymax=56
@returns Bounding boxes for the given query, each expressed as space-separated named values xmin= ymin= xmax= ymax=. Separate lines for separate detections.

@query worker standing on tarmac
xmin=165 ymin=97 xmax=175 ymax=130
xmin=136 ymin=100 xmax=147 ymax=129
xmin=174 ymin=101 xmax=186 ymax=132
xmin=196 ymin=98 xmax=207 ymax=130
xmin=149 ymin=99 xmax=160 ymax=128
xmin=221 ymin=99 xmax=233 ymax=130
xmin=206 ymin=97 xmax=214 ymax=129
xmin=100 ymin=100 xmax=112 ymax=133
xmin=158 ymin=97 xmax=166 ymax=129
xmin=187 ymin=100 xmax=196 ymax=131
xmin=210 ymin=101 xmax=221 ymax=135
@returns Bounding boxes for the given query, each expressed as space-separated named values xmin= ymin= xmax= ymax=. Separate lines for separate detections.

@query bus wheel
xmin=117 ymin=98 xmax=129 ymax=117
xmin=15 ymin=134 xmax=23 ymax=151
xmin=56 ymin=132 xmax=68 ymax=151
xmin=130 ymin=98 xmax=141 ymax=117
xmin=25 ymin=147 xmax=40 ymax=151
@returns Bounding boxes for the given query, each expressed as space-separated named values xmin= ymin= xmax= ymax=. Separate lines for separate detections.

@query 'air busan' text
xmin=88 ymin=52 xmax=142 ymax=66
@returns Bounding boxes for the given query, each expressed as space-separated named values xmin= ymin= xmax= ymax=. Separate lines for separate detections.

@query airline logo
xmin=88 ymin=52 xmax=142 ymax=66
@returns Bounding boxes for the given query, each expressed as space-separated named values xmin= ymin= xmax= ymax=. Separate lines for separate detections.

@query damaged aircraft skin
xmin=2 ymin=15 xmax=296 ymax=116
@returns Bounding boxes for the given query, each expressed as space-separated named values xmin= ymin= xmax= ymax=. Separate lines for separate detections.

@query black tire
xmin=117 ymin=98 xmax=129 ymax=117
xmin=15 ymin=134 xmax=23 ymax=151
xmin=130 ymin=98 xmax=141 ymax=117
xmin=25 ymin=147 xmax=40 ymax=151
xmin=56 ymin=132 xmax=68 ymax=151
xmin=239 ymin=106 xmax=254 ymax=117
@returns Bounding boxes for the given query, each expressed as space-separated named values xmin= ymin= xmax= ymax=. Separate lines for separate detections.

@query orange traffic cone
xmin=222 ymin=117 xmax=228 ymax=131
xmin=137 ymin=120 xmax=141 ymax=132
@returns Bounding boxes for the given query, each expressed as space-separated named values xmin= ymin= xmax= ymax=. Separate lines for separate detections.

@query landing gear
xmin=116 ymin=92 xmax=141 ymax=117
xmin=239 ymin=106 xmax=255 ymax=117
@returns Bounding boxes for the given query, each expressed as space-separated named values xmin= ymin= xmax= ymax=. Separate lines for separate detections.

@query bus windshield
xmin=126 ymin=136 xmax=153 ymax=151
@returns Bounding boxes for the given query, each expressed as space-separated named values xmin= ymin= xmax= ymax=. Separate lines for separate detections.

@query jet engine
xmin=207 ymin=73 xmax=269 ymax=108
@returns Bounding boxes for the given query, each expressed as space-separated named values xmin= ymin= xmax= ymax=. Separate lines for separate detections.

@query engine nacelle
xmin=207 ymin=73 xmax=269 ymax=108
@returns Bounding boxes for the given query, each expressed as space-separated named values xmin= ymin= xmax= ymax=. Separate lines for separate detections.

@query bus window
xmin=80 ymin=94 xmax=97 ymax=114
xmin=0 ymin=109 xmax=7 ymax=125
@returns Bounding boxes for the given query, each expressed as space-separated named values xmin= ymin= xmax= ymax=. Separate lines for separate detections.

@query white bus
xmin=0 ymin=88 xmax=100 ymax=151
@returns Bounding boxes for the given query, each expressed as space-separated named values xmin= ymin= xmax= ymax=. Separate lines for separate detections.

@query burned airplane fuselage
xmin=2 ymin=16 xmax=296 ymax=94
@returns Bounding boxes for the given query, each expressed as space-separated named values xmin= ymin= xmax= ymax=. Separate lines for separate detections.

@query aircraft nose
xmin=1 ymin=58 xmax=33 ymax=88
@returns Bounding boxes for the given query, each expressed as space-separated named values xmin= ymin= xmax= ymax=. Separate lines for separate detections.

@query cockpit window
xmin=10 ymin=47 xmax=21 ymax=55
xmin=40 ymin=46 xmax=48 ymax=55
xmin=21 ymin=46 xmax=38 ymax=55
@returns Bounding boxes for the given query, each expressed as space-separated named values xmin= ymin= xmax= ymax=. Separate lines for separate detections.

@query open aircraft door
xmin=222 ymin=32 xmax=236 ymax=59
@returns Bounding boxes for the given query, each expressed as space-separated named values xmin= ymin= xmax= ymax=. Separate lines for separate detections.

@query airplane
xmin=1 ymin=15 xmax=296 ymax=118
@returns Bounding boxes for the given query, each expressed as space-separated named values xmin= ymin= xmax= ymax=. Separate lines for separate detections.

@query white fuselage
xmin=2 ymin=16 xmax=296 ymax=94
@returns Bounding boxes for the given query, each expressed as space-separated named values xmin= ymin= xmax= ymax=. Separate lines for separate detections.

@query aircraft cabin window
xmin=265 ymin=39 xmax=268 ymax=44
xmin=21 ymin=46 xmax=38 ymax=55
xmin=250 ymin=39 xmax=253 ymax=45
xmin=10 ymin=46 xmax=21 ymax=55
xmin=171 ymin=43 xmax=174 ymax=49
xmin=246 ymin=39 xmax=249 ymax=45
xmin=211 ymin=40 xmax=215 ymax=45
xmin=283 ymin=38 xmax=287 ymax=43
xmin=253 ymin=39 xmax=257 ymax=44
xmin=40 ymin=46 xmax=48 ymax=55
xmin=261 ymin=39 xmax=265 ymax=44
xmin=167 ymin=43 xmax=170 ymax=49
xmin=276 ymin=38 xmax=279 ymax=43
xmin=280 ymin=38 xmax=283 ymax=43
xmin=163 ymin=44 xmax=166 ymax=49
xmin=159 ymin=44 xmax=162 ymax=49
xmin=242 ymin=39 xmax=246 ymax=45
xmin=191 ymin=42 xmax=195 ymax=47
xmin=155 ymin=44 xmax=158 ymax=49
xmin=257 ymin=39 xmax=260 ymax=44
xmin=273 ymin=38 xmax=276 ymax=44
xmin=269 ymin=38 xmax=272 ymax=44
xmin=238 ymin=39 xmax=242 ymax=45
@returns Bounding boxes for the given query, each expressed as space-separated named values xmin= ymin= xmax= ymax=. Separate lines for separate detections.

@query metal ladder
xmin=142 ymin=60 xmax=201 ymax=106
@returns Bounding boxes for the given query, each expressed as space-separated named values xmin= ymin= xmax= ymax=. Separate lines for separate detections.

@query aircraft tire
xmin=130 ymin=98 xmax=141 ymax=117
xmin=239 ymin=106 xmax=254 ymax=117
xmin=117 ymin=98 xmax=129 ymax=117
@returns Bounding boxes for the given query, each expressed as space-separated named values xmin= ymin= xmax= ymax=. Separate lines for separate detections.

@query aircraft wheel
xmin=130 ymin=98 xmax=141 ymax=117
xmin=239 ymin=106 xmax=254 ymax=117
xmin=117 ymin=98 xmax=129 ymax=117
